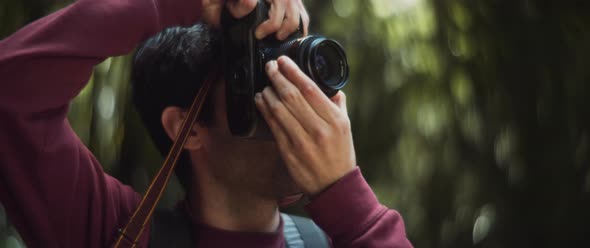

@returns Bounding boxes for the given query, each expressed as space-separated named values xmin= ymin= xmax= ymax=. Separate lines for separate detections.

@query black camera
xmin=221 ymin=0 xmax=349 ymax=138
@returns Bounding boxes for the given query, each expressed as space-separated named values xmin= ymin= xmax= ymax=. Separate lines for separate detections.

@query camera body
xmin=221 ymin=0 xmax=349 ymax=138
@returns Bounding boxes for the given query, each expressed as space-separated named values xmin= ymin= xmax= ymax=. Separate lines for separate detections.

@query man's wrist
xmin=304 ymin=167 xmax=385 ymax=240
xmin=307 ymin=167 xmax=356 ymax=199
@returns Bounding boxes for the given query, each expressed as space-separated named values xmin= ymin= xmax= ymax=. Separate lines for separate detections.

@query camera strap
xmin=111 ymin=76 xmax=214 ymax=248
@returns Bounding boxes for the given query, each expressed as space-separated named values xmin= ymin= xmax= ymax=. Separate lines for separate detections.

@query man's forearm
xmin=0 ymin=1 xmax=202 ymax=247
xmin=0 ymin=0 xmax=202 ymax=114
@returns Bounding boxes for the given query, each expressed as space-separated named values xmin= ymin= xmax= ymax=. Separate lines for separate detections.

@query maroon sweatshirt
xmin=0 ymin=0 xmax=413 ymax=247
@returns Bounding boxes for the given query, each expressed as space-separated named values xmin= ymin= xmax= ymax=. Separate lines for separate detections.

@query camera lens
xmin=312 ymin=41 xmax=346 ymax=89
xmin=314 ymin=51 xmax=330 ymax=83
xmin=277 ymin=36 xmax=348 ymax=97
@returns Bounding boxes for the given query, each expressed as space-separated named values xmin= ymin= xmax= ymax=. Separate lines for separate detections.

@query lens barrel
xmin=266 ymin=36 xmax=349 ymax=97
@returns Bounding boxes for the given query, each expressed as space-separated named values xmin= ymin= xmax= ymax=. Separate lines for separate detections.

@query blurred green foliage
xmin=1 ymin=0 xmax=590 ymax=247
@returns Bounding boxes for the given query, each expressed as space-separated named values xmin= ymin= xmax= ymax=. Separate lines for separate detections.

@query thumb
xmin=227 ymin=0 xmax=258 ymax=19
xmin=331 ymin=91 xmax=348 ymax=115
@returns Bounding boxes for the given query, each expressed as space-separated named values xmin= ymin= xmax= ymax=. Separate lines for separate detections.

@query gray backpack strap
xmin=282 ymin=213 xmax=305 ymax=247
xmin=282 ymin=213 xmax=331 ymax=248
xmin=149 ymin=208 xmax=193 ymax=248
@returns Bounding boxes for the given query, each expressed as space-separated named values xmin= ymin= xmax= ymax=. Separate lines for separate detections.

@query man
xmin=0 ymin=0 xmax=413 ymax=247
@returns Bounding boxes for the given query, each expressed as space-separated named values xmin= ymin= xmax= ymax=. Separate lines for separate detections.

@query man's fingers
xmin=276 ymin=0 xmax=300 ymax=40
xmin=297 ymin=0 xmax=309 ymax=36
xmin=255 ymin=0 xmax=286 ymax=39
xmin=253 ymin=0 xmax=309 ymax=40
xmin=265 ymin=60 xmax=327 ymax=135
xmin=276 ymin=56 xmax=341 ymax=123
xmin=331 ymin=91 xmax=348 ymax=115
xmin=258 ymin=86 xmax=309 ymax=145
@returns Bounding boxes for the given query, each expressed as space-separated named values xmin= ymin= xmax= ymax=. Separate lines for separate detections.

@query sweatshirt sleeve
xmin=305 ymin=168 xmax=414 ymax=248
xmin=0 ymin=0 xmax=201 ymax=247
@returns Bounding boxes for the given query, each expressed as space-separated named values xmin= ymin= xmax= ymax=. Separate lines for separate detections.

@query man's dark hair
xmin=131 ymin=23 xmax=222 ymax=191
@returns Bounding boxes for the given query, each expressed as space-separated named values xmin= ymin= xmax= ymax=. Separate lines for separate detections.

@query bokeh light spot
xmin=332 ymin=0 xmax=355 ymax=18
xmin=473 ymin=204 xmax=495 ymax=244
xmin=97 ymin=85 xmax=115 ymax=120
xmin=371 ymin=0 xmax=420 ymax=18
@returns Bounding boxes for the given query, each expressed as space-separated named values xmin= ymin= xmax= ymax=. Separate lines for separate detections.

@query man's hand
xmin=201 ymin=0 xmax=309 ymax=40
xmin=254 ymin=56 xmax=357 ymax=196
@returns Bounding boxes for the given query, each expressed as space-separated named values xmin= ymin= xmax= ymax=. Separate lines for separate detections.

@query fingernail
xmin=277 ymin=56 xmax=287 ymax=66
xmin=255 ymin=92 xmax=262 ymax=100
xmin=255 ymin=29 xmax=264 ymax=39
xmin=266 ymin=60 xmax=277 ymax=71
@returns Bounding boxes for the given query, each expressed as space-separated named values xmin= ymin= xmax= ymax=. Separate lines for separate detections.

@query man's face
xmin=192 ymin=80 xmax=300 ymax=200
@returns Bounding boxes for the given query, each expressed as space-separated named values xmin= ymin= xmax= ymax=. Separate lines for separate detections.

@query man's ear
xmin=161 ymin=106 xmax=202 ymax=150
